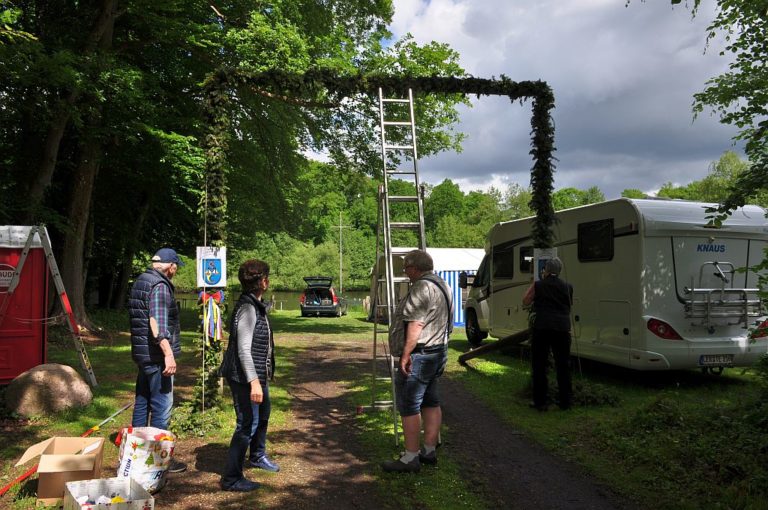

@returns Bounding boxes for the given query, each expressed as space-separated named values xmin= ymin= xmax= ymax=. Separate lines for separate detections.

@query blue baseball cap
xmin=152 ymin=248 xmax=185 ymax=266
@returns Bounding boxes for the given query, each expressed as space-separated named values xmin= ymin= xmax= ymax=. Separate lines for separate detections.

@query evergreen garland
xmin=202 ymin=68 xmax=558 ymax=247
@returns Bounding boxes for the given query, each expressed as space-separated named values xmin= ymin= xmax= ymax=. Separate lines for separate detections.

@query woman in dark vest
xmin=522 ymin=257 xmax=573 ymax=411
xmin=219 ymin=259 xmax=278 ymax=492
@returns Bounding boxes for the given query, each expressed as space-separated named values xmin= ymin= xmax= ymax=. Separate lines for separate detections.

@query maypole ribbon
xmin=199 ymin=290 xmax=225 ymax=345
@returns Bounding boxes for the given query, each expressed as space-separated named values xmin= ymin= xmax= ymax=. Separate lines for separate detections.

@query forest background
xmin=2 ymin=0 xmax=767 ymax=330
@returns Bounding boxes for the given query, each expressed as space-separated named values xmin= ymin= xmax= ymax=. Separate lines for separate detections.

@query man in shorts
xmin=382 ymin=250 xmax=453 ymax=473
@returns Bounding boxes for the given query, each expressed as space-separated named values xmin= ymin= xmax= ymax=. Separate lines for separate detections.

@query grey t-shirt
xmin=389 ymin=273 xmax=453 ymax=356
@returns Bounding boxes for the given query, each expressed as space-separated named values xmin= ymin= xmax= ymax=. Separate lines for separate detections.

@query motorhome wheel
xmin=466 ymin=310 xmax=487 ymax=347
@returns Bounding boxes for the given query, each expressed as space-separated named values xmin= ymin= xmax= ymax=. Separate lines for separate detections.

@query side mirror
xmin=459 ymin=271 xmax=468 ymax=289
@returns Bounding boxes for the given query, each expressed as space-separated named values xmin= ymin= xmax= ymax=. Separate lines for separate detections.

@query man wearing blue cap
xmin=128 ymin=247 xmax=187 ymax=473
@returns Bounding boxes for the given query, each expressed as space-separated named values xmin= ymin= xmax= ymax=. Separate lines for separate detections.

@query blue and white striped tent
xmin=369 ymin=248 xmax=485 ymax=327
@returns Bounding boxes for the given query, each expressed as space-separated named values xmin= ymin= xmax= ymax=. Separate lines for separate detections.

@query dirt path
xmin=129 ymin=339 xmax=636 ymax=509
xmin=151 ymin=340 xmax=388 ymax=509
xmin=440 ymin=377 xmax=636 ymax=509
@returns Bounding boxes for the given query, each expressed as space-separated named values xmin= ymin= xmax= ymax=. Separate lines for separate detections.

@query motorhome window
xmin=475 ymin=256 xmax=490 ymax=287
xmin=492 ymin=244 xmax=516 ymax=278
xmin=578 ymin=219 xmax=614 ymax=261
xmin=520 ymin=246 xmax=533 ymax=273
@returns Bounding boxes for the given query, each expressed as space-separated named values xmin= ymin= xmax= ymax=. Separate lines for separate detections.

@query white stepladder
xmin=0 ymin=226 xmax=97 ymax=386
xmin=369 ymin=88 xmax=427 ymax=445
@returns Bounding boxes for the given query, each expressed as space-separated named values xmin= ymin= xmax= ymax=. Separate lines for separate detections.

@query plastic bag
xmin=115 ymin=426 xmax=176 ymax=493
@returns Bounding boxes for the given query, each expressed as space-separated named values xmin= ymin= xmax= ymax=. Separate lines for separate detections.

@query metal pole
xmin=337 ymin=213 xmax=351 ymax=295
xmin=339 ymin=212 xmax=343 ymax=294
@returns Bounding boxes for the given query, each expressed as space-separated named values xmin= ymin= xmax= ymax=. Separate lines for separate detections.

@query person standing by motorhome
xmin=382 ymin=249 xmax=453 ymax=473
xmin=128 ymin=247 xmax=187 ymax=473
xmin=522 ymin=257 xmax=573 ymax=411
xmin=219 ymin=259 xmax=279 ymax=492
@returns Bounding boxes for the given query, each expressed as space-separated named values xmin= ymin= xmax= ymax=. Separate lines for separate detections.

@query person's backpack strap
xmin=420 ymin=273 xmax=453 ymax=333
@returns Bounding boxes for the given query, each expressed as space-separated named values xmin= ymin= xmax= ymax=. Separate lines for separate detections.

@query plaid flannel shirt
xmin=149 ymin=283 xmax=173 ymax=343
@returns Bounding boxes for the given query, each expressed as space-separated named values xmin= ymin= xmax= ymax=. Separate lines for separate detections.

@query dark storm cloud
xmin=392 ymin=0 xmax=742 ymax=198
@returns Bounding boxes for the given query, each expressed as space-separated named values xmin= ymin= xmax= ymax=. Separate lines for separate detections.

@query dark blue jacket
xmin=129 ymin=268 xmax=181 ymax=366
xmin=219 ymin=293 xmax=274 ymax=384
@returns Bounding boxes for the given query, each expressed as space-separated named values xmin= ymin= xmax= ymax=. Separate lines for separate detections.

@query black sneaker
xmin=418 ymin=448 xmax=437 ymax=465
xmin=220 ymin=478 xmax=260 ymax=492
xmin=249 ymin=455 xmax=280 ymax=472
xmin=168 ymin=459 xmax=187 ymax=473
xmin=381 ymin=457 xmax=420 ymax=473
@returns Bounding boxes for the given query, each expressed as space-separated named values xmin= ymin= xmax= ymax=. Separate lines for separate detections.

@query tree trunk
xmin=24 ymin=93 xmax=78 ymax=223
xmin=60 ymin=140 xmax=101 ymax=330
xmin=23 ymin=0 xmax=119 ymax=222
xmin=112 ymin=195 xmax=151 ymax=309
xmin=56 ymin=0 xmax=119 ymax=328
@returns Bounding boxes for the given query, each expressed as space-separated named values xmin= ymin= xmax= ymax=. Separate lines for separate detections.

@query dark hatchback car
xmin=299 ymin=276 xmax=348 ymax=317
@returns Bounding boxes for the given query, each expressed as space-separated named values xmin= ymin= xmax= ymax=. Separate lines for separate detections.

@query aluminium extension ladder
xmin=0 ymin=226 xmax=98 ymax=386
xmin=370 ymin=88 xmax=427 ymax=445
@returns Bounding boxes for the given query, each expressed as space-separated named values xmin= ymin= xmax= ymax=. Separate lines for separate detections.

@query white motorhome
xmin=462 ymin=198 xmax=768 ymax=371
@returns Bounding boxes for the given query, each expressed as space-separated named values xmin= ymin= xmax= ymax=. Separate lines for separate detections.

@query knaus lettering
xmin=697 ymin=243 xmax=726 ymax=253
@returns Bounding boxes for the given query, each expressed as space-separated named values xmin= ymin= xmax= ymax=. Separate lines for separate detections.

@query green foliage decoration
xmin=202 ymin=69 xmax=558 ymax=248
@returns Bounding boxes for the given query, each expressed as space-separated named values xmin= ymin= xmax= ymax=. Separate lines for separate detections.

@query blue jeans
xmin=132 ymin=363 xmax=174 ymax=430
xmin=221 ymin=380 xmax=271 ymax=487
xmin=394 ymin=349 xmax=447 ymax=416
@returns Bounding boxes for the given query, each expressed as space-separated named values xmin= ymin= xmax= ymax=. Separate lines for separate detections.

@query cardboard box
xmin=15 ymin=437 xmax=105 ymax=507
xmin=63 ymin=477 xmax=154 ymax=510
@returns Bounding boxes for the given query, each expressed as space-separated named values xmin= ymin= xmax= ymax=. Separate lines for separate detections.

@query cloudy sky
xmin=389 ymin=0 xmax=740 ymax=199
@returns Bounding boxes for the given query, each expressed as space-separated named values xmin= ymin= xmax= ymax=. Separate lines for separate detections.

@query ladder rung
xmin=383 ymin=121 xmax=412 ymax=126
xmin=382 ymin=98 xmax=409 ymax=103
xmin=377 ymin=276 xmax=410 ymax=284
xmin=391 ymin=247 xmax=412 ymax=255
xmin=387 ymin=169 xmax=416 ymax=175
xmin=391 ymin=222 xmax=420 ymax=229
xmin=388 ymin=195 xmax=418 ymax=203
xmin=384 ymin=144 xmax=414 ymax=150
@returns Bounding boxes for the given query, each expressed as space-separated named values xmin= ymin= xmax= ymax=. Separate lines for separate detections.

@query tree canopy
xmin=0 ymin=0 xmax=489 ymax=324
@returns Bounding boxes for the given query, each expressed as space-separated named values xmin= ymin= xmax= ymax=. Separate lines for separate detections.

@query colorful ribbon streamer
xmin=199 ymin=290 xmax=225 ymax=343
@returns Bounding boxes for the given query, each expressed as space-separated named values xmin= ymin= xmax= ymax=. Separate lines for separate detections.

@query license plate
xmin=699 ymin=354 xmax=734 ymax=367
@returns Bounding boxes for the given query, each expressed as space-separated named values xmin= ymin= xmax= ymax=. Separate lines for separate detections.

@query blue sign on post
xmin=203 ymin=259 xmax=222 ymax=286
xmin=197 ymin=247 xmax=227 ymax=288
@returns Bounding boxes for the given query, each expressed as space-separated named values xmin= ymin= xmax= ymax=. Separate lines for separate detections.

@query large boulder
xmin=5 ymin=363 xmax=92 ymax=417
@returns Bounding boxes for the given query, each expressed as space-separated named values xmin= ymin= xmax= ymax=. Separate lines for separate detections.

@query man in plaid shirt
xmin=128 ymin=247 xmax=187 ymax=473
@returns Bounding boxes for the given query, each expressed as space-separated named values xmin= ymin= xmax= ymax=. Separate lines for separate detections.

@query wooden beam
xmin=458 ymin=330 xmax=530 ymax=365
